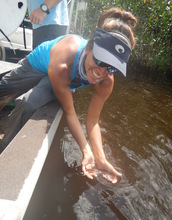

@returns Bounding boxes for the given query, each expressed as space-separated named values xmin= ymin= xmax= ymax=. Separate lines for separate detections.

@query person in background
xmin=0 ymin=7 xmax=137 ymax=183
xmin=27 ymin=0 xmax=69 ymax=49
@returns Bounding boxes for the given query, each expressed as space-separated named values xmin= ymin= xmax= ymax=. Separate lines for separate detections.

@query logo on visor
xmin=115 ymin=45 xmax=125 ymax=54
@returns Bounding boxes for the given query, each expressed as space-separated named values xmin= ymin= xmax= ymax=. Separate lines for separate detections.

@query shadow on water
xmin=24 ymin=72 xmax=172 ymax=220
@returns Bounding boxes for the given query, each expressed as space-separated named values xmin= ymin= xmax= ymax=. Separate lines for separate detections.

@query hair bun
xmin=122 ymin=12 xmax=137 ymax=30
xmin=96 ymin=7 xmax=138 ymax=49
xmin=97 ymin=7 xmax=137 ymax=30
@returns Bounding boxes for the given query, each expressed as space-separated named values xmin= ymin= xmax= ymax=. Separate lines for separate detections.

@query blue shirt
xmin=27 ymin=0 xmax=69 ymax=29
xmin=28 ymin=34 xmax=89 ymax=89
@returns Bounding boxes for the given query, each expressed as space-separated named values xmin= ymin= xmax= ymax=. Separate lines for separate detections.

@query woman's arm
xmin=86 ymin=75 xmax=122 ymax=183
xmin=48 ymin=36 xmax=95 ymax=179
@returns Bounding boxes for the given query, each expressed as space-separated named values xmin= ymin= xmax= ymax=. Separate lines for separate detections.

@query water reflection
xmin=59 ymin=74 xmax=172 ymax=220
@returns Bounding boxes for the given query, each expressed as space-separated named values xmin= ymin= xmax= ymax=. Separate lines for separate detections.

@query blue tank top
xmin=28 ymin=35 xmax=90 ymax=89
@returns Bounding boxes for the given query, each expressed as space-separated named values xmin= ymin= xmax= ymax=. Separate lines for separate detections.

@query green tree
xmin=81 ymin=0 xmax=172 ymax=75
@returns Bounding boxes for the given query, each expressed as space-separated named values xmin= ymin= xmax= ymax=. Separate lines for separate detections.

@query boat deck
xmin=0 ymin=61 xmax=63 ymax=219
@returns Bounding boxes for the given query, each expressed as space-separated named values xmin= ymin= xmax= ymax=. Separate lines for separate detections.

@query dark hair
xmin=87 ymin=7 xmax=138 ymax=50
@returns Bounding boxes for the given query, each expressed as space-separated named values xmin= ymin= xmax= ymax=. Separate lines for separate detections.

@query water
xmin=24 ymin=73 xmax=172 ymax=220
xmin=59 ymin=73 xmax=172 ymax=220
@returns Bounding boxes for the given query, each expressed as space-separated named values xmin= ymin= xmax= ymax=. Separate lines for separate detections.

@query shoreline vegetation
xmin=75 ymin=0 xmax=172 ymax=77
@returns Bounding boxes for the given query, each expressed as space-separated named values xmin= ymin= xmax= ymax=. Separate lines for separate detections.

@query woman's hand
xmin=96 ymin=159 xmax=122 ymax=184
xmin=82 ymin=151 xmax=96 ymax=179
xmin=82 ymin=151 xmax=122 ymax=183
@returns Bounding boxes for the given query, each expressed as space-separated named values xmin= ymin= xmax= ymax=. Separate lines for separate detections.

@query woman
xmin=0 ymin=7 xmax=137 ymax=183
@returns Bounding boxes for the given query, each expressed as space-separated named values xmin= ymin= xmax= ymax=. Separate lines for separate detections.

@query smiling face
xmin=84 ymin=49 xmax=112 ymax=84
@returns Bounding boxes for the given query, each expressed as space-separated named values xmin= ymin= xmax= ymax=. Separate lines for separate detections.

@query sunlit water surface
xmin=25 ymin=74 xmax=172 ymax=220
xmin=56 ymin=73 xmax=172 ymax=220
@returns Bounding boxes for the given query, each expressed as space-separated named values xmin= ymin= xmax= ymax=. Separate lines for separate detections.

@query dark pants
xmin=33 ymin=24 xmax=67 ymax=49
xmin=0 ymin=58 xmax=56 ymax=146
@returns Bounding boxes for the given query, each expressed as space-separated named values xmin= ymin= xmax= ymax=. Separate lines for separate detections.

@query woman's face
xmin=84 ymin=49 xmax=112 ymax=84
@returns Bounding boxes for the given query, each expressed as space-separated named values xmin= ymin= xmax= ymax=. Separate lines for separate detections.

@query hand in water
xmin=96 ymin=159 xmax=122 ymax=183
xmin=82 ymin=156 xmax=122 ymax=183
xmin=82 ymin=153 xmax=96 ymax=179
